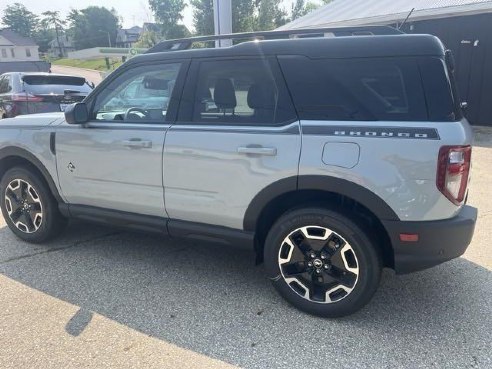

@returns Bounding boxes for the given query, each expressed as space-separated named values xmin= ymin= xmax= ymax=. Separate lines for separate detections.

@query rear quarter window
xmin=418 ymin=57 xmax=461 ymax=121
xmin=278 ymin=56 xmax=428 ymax=122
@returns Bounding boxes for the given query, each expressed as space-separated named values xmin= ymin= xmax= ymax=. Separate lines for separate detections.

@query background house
xmin=279 ymin=0 xmax=492 ymax=126
xmin=116 ymin=26 xmax=143 ymax=48
xmin=142 ymin=23 xmax=161 ymax=34
xmin=47 ymin=34 xmax=75 ymax=58
xmin=0 ymin=29 xmax=40 ymax=62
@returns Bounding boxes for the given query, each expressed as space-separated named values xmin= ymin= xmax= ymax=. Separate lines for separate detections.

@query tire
xmin=0 ymin=166 xmax=67 ymax=243
xmin=264 ymin=207 xmax=382 ymax=318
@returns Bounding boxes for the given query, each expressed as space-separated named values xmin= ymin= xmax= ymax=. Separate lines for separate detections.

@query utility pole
xmin=54 ymin=25 xmax=63 ymax=58
xmin=108 ymin=32 xmax=112 ymax=48
xmin=213 ymin=0 xmax=232 ymax=47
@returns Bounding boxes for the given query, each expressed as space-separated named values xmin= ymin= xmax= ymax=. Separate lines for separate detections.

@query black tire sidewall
xmin=0 ymin=166 xmax=64 ymax=243
xmin=264 ymin=208 xmax=382 ymax=318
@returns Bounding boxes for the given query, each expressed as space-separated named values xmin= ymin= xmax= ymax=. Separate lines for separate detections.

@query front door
xmin=163 ymin=57 xmax=301 ymax=230
xmin=56 ymin=61 xmax=186 ymax=217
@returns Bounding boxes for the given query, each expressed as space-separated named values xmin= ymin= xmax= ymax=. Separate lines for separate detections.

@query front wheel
xmin=264 ymin=208 xmax=382 ymax=317
xmin=0 ymin=166 xmax=67 ymax=243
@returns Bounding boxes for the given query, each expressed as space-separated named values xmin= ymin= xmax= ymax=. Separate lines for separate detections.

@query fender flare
xmin=243 ymin=175 xmax=399 ymax=231
xmin=0 ymin=146 xmax=64 ymax=203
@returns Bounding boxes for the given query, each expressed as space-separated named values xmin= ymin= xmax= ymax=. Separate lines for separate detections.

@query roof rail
xmin=146 ymin=26 xmax=402 ymax=54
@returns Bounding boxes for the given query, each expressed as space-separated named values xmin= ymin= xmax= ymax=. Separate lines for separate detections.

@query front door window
xmin=93 ymin=63 xmax=181 ymax=123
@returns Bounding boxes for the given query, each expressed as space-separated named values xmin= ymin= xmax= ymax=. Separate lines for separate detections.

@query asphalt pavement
xmin=0 ymin=129 xmax=491 ymax=369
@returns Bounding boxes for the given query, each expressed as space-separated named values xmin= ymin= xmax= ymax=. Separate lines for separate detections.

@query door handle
xmin=237 ymin=146 xmax=277 ymax=156
xmin=122 ymin=139 xmax=152 ymax=149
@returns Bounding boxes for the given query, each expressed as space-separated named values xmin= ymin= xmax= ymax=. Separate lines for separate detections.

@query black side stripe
xmin=302 ymin=125 xmax=440 ymax=140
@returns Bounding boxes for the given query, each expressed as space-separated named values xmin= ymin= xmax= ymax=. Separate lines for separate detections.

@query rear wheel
xmin=0 ymin=167 xmax=67 ymax=243
xmin=264 ymin=208 xmax=382 ymax=317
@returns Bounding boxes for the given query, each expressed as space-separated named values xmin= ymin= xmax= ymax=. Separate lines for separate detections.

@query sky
xmin=0 ymin=0 xmax=300 ymax=30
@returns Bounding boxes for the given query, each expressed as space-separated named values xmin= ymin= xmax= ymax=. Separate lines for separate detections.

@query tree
xmin=34 ymin=27 xmax=55 ymax=53
xmin=292 ymin=0 xmax=306 ymax=20
xmin=291 ymin=0 xmax=320 ymax=21
xmin=1 ymin=3 xmax=39 ymax=38
xmin=190 ymin=0 xmax=257 ymax=35
xmin=67 ymin=7 xmax=119 ymax=50
xmin=257 ymin=0 xmax=287 ymax=31
xmin=135 ymin=31 xmax=161 ymax=48
xmin=305 ymin=1 xmax=321 ymax=13
xmin=148 ymin=0 xmax=187 ymax=39
xmin=191 ymin=0 xmax=214 ymax=36
xmin=41 ymin=11 xmax=66 ymax=57
xmin=232 ymin=0 xmax=256 ymax=33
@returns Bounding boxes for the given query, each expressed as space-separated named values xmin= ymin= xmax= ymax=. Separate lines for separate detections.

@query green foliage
xmin=134 ymin=31 xmax=161 ymax=48
xmin=34 ymin=28 xmax=56 ymax=53
xmin=291 ymin=0 xmax=321 ymax=21
xmin=165 ymin=24 xmax=191 ymax=39
xmin=191 ymin=0 xmax=214 ymax=36
xmin=257 ymin=0 xmax=288 ymax=31
xmin=292 ymin=0 xmax=306 ymax=20
xmin=41 ymin=11 xmax=66 ymax=57
xmin=41 ymin=11 xmax=66 ymax=31
xmin=190 ymin=0 xmax=289 ymax=35
xmin=1 ymin=3 xmax=39 ymax=38
xmin=67 ymin=7 xmax=120 ymax=50
xmin=305 ymin=1 xmax=321 ymax=13
xmin=148 ymin=0 xmax=187 ymax=39
xmin=53 ymin=58 xmax=122 ymax=71
xmin=232 ymin=0 xmax=256 ymax=32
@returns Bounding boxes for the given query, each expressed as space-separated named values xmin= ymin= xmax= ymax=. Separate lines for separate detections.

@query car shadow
xmin=0 ymin=221 xmax=490 ymax=368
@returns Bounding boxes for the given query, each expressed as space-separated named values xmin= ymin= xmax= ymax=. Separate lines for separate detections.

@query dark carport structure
xmin=278 ymin=0 xmax=492 ymax=126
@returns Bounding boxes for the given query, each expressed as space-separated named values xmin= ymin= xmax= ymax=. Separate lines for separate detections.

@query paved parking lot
xmin=0 ymin=129 xmax=491 ymax=369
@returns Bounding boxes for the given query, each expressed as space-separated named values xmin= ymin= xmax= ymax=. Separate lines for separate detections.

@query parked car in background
xmin=0 ymin=73 xmax=93 ymax=119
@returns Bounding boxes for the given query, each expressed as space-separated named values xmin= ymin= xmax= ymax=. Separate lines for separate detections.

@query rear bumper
xmin=382 ymin=205 xmax=477 ymax=274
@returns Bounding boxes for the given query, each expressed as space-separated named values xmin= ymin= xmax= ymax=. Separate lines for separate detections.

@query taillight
xmin=437 ymin=145 xmax=471 ymax=205
xmin=11 ymin=93 xmax=43 ymax=102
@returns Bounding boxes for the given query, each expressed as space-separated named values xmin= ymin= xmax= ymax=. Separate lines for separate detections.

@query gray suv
xmin=0 ymin=27 xmax=477 ymax=317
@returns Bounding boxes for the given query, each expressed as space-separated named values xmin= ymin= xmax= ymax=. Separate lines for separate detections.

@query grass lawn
xmin=52 ymin=58 xmax=123 ymax=71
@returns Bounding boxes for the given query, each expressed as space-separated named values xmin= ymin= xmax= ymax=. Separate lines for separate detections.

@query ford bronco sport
xmin=0 ymin=27 xmax=477 ymax=317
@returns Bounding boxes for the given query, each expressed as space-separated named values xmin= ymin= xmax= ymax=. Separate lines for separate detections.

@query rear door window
xmin=179 ymin=58 xmax=296 ymax=125
xmin=22 ymin=75 xmax=93 ymax=95
xmin=278 ymin=56 xmax=428 ymax=122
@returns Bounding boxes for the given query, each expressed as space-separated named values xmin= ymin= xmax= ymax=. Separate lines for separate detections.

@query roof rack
xmin=146 ymin=26 xmax=402 ymax=54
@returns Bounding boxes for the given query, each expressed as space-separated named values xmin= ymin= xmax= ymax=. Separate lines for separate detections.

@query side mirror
xmin=64 ymin=102 xmax=89 ymax=124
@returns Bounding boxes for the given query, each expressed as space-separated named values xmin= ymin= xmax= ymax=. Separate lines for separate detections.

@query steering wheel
xmin=124 ymin=107 xmax=149 ymax=121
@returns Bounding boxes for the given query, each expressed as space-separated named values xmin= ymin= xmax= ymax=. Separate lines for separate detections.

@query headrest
xmin=248 ymin=83 xmax=276 ymax=109
xmin=200 ymin=85 xmax=212 ymax=100
xmin=214 ymin=79 xmax=237 ymax=109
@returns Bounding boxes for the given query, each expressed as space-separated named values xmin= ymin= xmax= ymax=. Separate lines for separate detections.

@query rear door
xmin=163 ymin=57 xmax=300 ymax=230
xmin=56 ymin=61 xmax=188 ymax=217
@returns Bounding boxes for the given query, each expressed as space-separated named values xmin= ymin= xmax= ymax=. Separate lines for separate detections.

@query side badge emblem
xmin=68 ymin=162 xmax=75 ymax=172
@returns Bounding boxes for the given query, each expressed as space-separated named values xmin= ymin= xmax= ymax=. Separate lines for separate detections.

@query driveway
xmin=0 ymin=129 xmax=491 ymax=369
